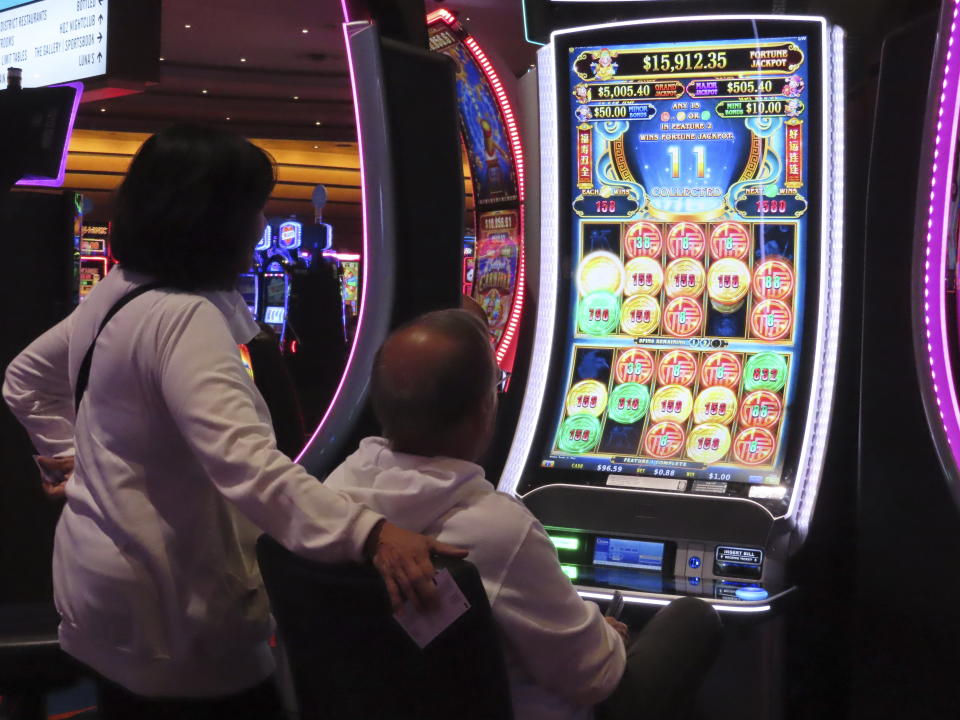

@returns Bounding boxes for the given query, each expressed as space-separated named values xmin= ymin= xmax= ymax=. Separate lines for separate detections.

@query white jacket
xmin=2 ymin=267 xmax=382 ymax=697
xmin=325 ymin=437 xmax=626 ymax=720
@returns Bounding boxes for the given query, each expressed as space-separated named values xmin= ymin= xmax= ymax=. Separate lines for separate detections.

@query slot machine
xmin=427 ymin=9 xmax=527 ymax=385
xmin=238 ymin=223 xmax=272 ymax=321
xmin=858 ymin=1 xmax=960 ymax=715
xmin=261 ymin=272 xmax=290 ymax=343
xmin=78 ymin=222 xmax=111 ymax=301
xmin=500 ymin=14 xmax=843 ymax=717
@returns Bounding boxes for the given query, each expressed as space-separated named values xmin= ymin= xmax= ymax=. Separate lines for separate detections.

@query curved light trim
xmin=918 ymin=0 xmax=960 ymax=495
xmin=791 ymin=22 xmax=845 ymax=536
xmin=17 ymin=81 xmax=83 ymax=188
xmin=296 ymin=20 xmax=395 ymax=471
xmin=500 ymin=43 xmax=557 ymax=495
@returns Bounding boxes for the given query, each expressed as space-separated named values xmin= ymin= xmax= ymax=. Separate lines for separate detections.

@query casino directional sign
xmin=0 ymin=0 xmax=108 ymax=89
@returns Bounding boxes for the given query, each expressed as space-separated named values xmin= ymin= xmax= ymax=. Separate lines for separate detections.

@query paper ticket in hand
xmin=393 ymin=568 xmax=471 ymax=649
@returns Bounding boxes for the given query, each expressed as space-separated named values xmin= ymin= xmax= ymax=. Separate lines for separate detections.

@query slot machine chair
xmin=256 ymin=535 xmax=513 ymax=720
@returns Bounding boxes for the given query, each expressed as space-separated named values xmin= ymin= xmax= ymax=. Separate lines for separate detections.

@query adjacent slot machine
xmin=858 ymin=1 xmax=960 ymax=714
xmin=78 ymin=223 xmax=111 ymax=301
xmin=427 ymin=9 xmax=527 ymax=383
xmin=261 ymin=272 xmax=290 ymax=342
xmin=501 ymin=15 xmax=843 ymax=612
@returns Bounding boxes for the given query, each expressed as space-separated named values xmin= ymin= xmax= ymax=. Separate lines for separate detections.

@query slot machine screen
xmin=237 ymin=273 xmax=258 ymax=319
xmin=256 ymin=225 xmax=272 ymax=252
xmin=341 ymin=261 xmax=360 ymax=316
xmin=78 ymin=260 xmax=105 ymax=300
xmin=538 ymin=31 xmax=818 ymax=508
xmin=262 ymin=273 xmax=288 ymax=333
xmin=264 ymin=306 xmax=286 ymax=325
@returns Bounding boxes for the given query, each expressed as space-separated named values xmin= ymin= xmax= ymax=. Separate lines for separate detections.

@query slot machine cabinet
xmin=427 ymin=9 xmax=528 ymax=386
xmin=857 ymin=2 xmax=960 ymax=716
xmin=293 ymin=12 xmax=464 ymax=477
xmin=500 ymin=16 xmax=843 ymax=718
xmin=78 ymin=222 xmax=112 ymax=301
xmin=0 ymin=190 xmax=83 ymax=603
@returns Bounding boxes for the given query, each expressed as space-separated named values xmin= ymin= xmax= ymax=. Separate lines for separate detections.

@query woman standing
xmin=3 ymin=125 xmax=461 ymax=718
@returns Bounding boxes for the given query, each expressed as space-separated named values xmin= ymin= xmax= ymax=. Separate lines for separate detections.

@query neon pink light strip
xmin=924 ymin=1 xmax=960 ymax=472
xmin=295 ymin=21 xmax=371 ymax=464
xmin=323 ymin=251 xmax=362 ymax=261
xmin=17 ymin=81 xmax=83 ymax=188
xmin=427 ymin=9 xmax=527 ymax=366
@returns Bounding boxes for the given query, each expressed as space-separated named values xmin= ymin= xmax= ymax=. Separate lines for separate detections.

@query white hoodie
xmin=325 ymin=437 xmax=626 ymax=720
xmin=2 ymin=267 xmax=381 ymax=698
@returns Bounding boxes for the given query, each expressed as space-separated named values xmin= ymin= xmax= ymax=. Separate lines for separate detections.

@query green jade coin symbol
xmin=607 ymin=383 xmax=650 ymax=424
xmin=744 ymin=352 xmax=788 ymax=392
xmin=557 ymin=414 xmax=602 ymax=454
xmin=578 ymin=291 xmax=620 ymax=335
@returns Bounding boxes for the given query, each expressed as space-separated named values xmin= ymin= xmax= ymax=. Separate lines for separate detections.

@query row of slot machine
xmin=336 ymin=7 xmax=844 ymax=716
xmin=72 ymin=216 xmax=361 ymax=348
xmin=236 ymin=218 xmax=361 ymax=348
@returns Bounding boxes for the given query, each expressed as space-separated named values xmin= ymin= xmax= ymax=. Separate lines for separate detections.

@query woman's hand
xmin=366 ymin=520 xmax=468 ymax=612
xmin=34 ymin=455 xmax=72 ymax=501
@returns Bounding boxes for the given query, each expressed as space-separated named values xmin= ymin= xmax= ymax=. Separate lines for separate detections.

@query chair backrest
xmin=256 ymin=534 xmax=514 ymax=720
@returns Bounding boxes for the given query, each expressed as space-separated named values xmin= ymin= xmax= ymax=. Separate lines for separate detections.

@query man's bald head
xmin=371 ymin=309 xmax=497 ymax=457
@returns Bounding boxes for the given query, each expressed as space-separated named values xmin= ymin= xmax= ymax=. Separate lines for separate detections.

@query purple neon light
xmin=924 ymin=0 xmax=960 ymax=473
xmin=16 ymin=81 xmax=83 ymax=188
xmin=294 ymin=21 xmax=370 ymax=464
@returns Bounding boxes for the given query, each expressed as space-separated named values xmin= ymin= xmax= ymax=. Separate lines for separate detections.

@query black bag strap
xmin=74 ymin=282 xmax=165 ymax=413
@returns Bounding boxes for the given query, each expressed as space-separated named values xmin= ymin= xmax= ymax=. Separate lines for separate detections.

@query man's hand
xmin=35 ymin=455 xmax=72 ymax=501
xmin=366 ymin=520 xmax=467 ymax=612
xmin=604 ymin=615 xmax=629 ymax=645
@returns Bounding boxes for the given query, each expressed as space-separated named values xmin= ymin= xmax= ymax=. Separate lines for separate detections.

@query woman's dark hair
xmin=111 ymin=124 xmax=276 ymax=290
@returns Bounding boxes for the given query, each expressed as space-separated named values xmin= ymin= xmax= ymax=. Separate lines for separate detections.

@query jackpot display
xmin=543 ymin=35 xmax=811 ymax=492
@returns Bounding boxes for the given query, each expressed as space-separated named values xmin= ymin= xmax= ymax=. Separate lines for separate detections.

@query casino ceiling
xmin=62 ymin=0 xmax=535 ymax=247
xmin=58 ymin=0 xmax=929 ymax=245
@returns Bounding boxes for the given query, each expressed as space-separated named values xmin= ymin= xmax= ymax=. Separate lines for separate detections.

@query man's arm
xmin=158 ymin=299 xmax=463 ymax=609
xmin=493 ymin=521 xmax=627 ymax=707
xmin=3 ymin=314 xmax=77 ymax=458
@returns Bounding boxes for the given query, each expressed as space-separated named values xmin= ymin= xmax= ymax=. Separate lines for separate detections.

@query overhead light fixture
xmin=201 ymin=89 xmax=208 ymax=94
xmin=99 ymin=107 xmax=106 ymax=112
xmin=184 ymin=24 xmax=191 ymax=29
xmin=293 ymin=95 xmax=299 ymax=100
xmin=159 ymin=56 xmax=165 ymax=61
xmin=301 ymin=28 xmax=309 ymax=34
xmin=315 ymin=121 xmax=322 ymax=126
xmin=225 ymin=117 xmax=231 ymax=121
xmin=240 ymin=57 xmax=247 ymax=62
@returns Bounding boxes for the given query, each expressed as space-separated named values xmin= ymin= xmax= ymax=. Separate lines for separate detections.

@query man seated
xmin=325 ymin=309 xmax=721 ymax=720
